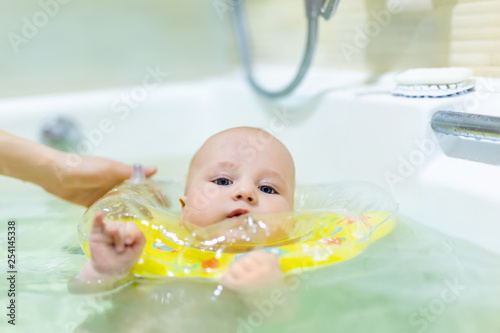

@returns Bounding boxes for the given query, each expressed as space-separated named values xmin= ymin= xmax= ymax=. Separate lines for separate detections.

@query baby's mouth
xmin=227 ymin=209 xmax=249 ymax=218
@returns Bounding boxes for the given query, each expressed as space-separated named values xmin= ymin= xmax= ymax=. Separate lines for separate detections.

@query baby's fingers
xmin=104 ymin=222 xmax=125 ymax=253
xmin=90 ymin=212 xmax=105 ymax=235
xmin=123 ymin=222 xmax=144 ymax=246
xmin=220 ymin=270 xmax=241 ymax=289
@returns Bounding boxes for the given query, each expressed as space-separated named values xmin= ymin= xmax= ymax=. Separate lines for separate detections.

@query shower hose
xmin=232 ymin=0 xmax=339 ymax=98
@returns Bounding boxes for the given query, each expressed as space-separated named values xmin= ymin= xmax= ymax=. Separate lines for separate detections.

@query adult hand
xmin=0 ymin=130 xmax=156 ymax=207
xmin=43 ymin=154 xmax=157 ymax=207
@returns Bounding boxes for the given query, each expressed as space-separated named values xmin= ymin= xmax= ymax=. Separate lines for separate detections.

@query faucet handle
xmin=319 ymin=0 xmax=341 ymax=20
xmin=40 ymin=114 xmax=82 ymax=152
xmin=305 ymin=0 xmax=340 ymax=20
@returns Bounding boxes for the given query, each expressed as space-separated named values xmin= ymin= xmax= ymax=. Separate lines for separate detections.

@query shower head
xmin=305 ymin=0 xmax=340 ymax=20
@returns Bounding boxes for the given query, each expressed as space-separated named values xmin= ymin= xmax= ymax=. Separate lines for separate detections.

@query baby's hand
xmin=221 ymin=251 xmax=283 ymax=291
xmin=89 ymin=212 xmax=146 ymax=277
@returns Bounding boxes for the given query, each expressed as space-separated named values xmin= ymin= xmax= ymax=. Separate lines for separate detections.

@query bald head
xmin=180 ymin=127 xmax=295 ymax=227
xmin=186 ymin=127 xmax=295 ymax=192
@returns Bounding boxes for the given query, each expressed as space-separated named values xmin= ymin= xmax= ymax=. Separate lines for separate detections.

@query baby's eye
xmin=214 ymin=178 xmax=232 ymax=186
xmin=259 ymin=185 xmax=277 ymax=194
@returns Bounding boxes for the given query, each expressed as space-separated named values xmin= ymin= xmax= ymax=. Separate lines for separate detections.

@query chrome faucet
xmin=431 ymin=111 xmax=500 ymax=142
xmin=40 ymin=115 xmax=82 ymax=152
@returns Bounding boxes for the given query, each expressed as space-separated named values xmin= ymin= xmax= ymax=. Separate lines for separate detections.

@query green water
xmin=1 ymin=187 xmax=499 ymax=333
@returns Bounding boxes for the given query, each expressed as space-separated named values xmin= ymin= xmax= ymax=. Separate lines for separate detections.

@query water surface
xmin=1 ymin=185 xmax=499 ymax=333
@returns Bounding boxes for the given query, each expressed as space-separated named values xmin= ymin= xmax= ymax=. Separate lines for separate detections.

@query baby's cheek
xmin=182 ymin=193 xmax=213 ymax=220
xmin=184 ymin=209 xmax=221 ymax=228
xmin=283 ymin=195 xmax=294 ymax=211
xmin=268 ymin=197 xmax=293 ymax=212
xmin=182 ymin=205 xmax=204 ymax=225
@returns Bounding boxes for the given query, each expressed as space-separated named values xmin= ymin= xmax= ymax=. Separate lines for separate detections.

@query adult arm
xmin=0 ymin=130 xmax=156 ymax=207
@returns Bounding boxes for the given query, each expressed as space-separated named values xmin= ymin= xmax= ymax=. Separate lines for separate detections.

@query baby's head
xmin=180 ymin=127 xmax=295 ymax=227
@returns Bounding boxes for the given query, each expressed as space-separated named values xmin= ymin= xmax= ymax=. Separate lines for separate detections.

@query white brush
xmin=391 ymin=67 xmax=475 ymax=98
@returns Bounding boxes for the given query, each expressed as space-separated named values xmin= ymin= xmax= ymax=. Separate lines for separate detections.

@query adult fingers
xmin=143 ymin=166 xmax=157 ymax=178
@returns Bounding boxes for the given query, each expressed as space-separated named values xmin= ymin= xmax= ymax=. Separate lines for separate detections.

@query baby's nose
xmin=232 ymin=187 xmax=257 ymax=204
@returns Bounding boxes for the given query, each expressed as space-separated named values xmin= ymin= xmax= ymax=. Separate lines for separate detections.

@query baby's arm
xmin=221 ymin=251 xmax=283 ymax=291
xmin=68 ymin=212 xmax=146 ymax=293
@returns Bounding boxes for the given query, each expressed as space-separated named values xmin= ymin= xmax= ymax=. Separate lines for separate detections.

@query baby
xmin=73 ymin=127 xmax=296 ymax=292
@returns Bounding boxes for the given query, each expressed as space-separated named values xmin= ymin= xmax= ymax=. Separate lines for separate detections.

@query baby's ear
xmin=179 ymin=196 xmax=186 ymax=219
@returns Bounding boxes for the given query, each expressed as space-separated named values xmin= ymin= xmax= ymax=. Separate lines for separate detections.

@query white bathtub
xmin=2 ymin=68 xmax=499 ymax=254
xmin=2 ymin=68 xmax=500 ymax=333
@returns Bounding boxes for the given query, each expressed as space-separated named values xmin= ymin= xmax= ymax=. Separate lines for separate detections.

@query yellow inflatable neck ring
xmin=78 ymin=169 xmax=397 ymax=279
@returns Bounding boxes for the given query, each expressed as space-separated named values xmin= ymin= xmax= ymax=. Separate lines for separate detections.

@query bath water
xmin=1 ymin=181 xmax=499 ymax=333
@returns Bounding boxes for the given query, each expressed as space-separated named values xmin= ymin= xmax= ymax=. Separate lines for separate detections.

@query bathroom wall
xmin=1 ymin=0 xmax=498 ymax=99
xmin=245 ymin=0 xmax=500 ymax=77
xmin=0 ymin=0 xmax=236 ymax=98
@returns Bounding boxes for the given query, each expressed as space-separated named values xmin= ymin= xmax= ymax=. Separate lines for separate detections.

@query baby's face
xmin=180 ymin=128 xmax=295 ymax=228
